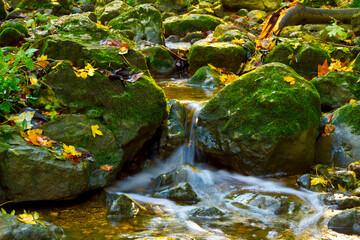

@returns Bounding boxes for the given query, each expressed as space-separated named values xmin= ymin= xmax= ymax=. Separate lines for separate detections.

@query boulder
xmin=95 ymin=0 xmax=132 ymax=23
xmin=311 ymin=72 xmax=360 ymax=110
xmin=106 ymin=194 xmax=142 ymax=220
xmin=316 ymin=101 xmax=360 ymax=167
xmin=163 ymin=14 xmax=223 ymax=37
xmin=108 ymin=4 xmax=165 ymax=44
xmin=154 ymin=0 xmax=189 ymax=13
xmin=328 ymin=208 xmax=360 ymax=235
xmin=352 ymin=12 xmax=360 ymax=36
xmin=263 ymin=42 xmax=294 ymax=66
xmin=0 ymin=0 xmax=6 ymax=20
xmin=0 ymin=212 xmax=64 ymax=240
xmin=220 ymin=0 xmax=282 ymax=11
xmin=321 ymin=193 xmax=360 ymax=209
xmin=154 ymin=182 xmax=200 ymax=204
xmin=141 ymin=46 xmax=176 ymax=76
xmin=187 ymin=207 xmax=224 ymax=218
xmin=195 ymin=63 xmax=321 ymax=175
xmin=8 ymin=0 xmax=71 ymax=14
xmin=187 ymin=39 xmax=247 ymax=74
xmin=188 ymin=65 xmax=223 ymax=89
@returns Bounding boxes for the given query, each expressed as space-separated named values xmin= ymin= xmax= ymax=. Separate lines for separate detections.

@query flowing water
xmin=25 ymin=77 xmax=359 ymax=239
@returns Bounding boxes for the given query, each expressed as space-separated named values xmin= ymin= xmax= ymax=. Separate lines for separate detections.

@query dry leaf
xmin=318 ymin=59 xmax=330 ymax=77
xmin=100 ymin=164 xmax=113 ymax=171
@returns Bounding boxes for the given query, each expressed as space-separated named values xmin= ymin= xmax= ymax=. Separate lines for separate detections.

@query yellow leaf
xmin=63 ymin=143 xmax=81 ymax=157
xmin=51 ymin=0 xmax=60 ymax=5
xmin=17 ymin=214 xmax=36 ymax=225
xmin=310 ymin=176 xmax=328 ymax=186
xmin=29 ymin=72 xmax=38 ymax=85
xmin=254 ymin=13 xmax=263 ymax=18
xmin=51 ymin=61 xmax=62 ymax=70
xmin=84 ymin=63 xmax=96 ymax=76
xmin=91 ymin=125 xmax=103 ymax=138
xmin=232 ymin=38 xmax=245 ymax=45
xmin=284 ymin=76 xmax=295 ymax=85
xmin=338 ymin=184 xmax=347 ymax=192
xmin=95 ymin=20 xmax=110 ymax=29
xmin=349 ymin=99 xmax=357 ymax=103
xmin=37 ymin=55 xmax=49 ymax=69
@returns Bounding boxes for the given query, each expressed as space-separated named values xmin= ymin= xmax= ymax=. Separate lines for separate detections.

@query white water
xmin=107 ymin=103 xmax=325 ymax=239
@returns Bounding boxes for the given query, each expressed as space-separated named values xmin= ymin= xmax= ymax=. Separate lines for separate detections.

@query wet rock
xmin=182 ymin=32 xmax=205 ymax=43
xmin=0 ymin=0 xmax=6 ymax=20
xmin=351 ymin=52 xmax=360 ymax=72
xmin=159 ymin=100 xmax=187 ymax=157
xmin=321 ymin=193 xmax=360 ymax=209
xmin=311 ymin=71 xmax=360 ymax=110
xmin=196 ymin=63 xmax=321 ymax=175
xmin=188 ymin=39 xmax=247 ymax=74
xmin=188 ymin=65 xmax=223 ymax=89
xmin=188 ymin=207 xmax=224 ymax=218
xmin=95 ymin=0 xmax=132 ymax=23
xmin=40 ymin=60 xmax=167 ymax=164
xmin=221 ymin=0 xmax=282 ymax=11
xmin=328 ymin=207 xmax=360 ymax=235
xmin=0 ymin=212 xmax=64 ymax=240
xmin=81 ymin=2 xmax=95 ymax=12
xmin=108 ymin=4 xmax=165 ymax=44
xmin=352 ymin=12 xmax=360 ymax=36
xmin=213 ymin=24 xmax=247 ymax=38
xmin=316 ymin=101 xmax=360 ymax=167
xmin=248 ymin=10 xmax=267 ymax=24
xmin=154 ymin=0 xmax=189 ymax=13
xmin=141 ymin=46 xmax=176 ymax=76
xmin=154 ymin=182 xmax=200 ymax=204
xmin=107 ymin=194 xmax=142 ymax=220
xmin=213 ymin=5 xmax=225 ymax=18
xmin=234 ymin=17 xmax=250 ymax=30
xmin=9 ymin=0 xmax=71 ymax=14
xmin=331 ymin=170 xmax=357 ymax=191
xmin=263 ymin=42 xmax=294 ymax=66
xmin=163 ymin=14 xmax=222 ymax=38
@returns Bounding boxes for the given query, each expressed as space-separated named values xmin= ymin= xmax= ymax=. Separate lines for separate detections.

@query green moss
xmin=200 ymin=63 xmax=321 ymax=140
xmin=188 ymin=65 xmax=223 ymax=88
xmin=351 ymin=52 xmax=360 ymax=71
xmin=163 ymin=14 xmax=223 ymax=37
xmin=0 ymin=21 xmax=28 ymax=35
xmin=141 ymin=46 xmax=175 ymax=75
xmin=332 ymin=101 xmax=360 ymax=134
xmin=263 ymin=42 xmax=294 ymax=65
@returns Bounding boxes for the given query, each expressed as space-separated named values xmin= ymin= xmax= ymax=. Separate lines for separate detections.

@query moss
xmin=263 ymin=42 xmax=294 ymax=65
xmin=154 ymin=0 xmax=189 ymax=13
xmin=199 ymin=63 xmax=321 ymax=140
xmin=332 ymin=101 xmax=360 ymax=134
xmin=163 ymin=14 xmax=223 ymax=37
xmin=188 ymin=41 xmax=247 ymax=74
xmin=188 ymin=65 xmax=223 ymax=88
xmin=141 ymin=46 xmax=175 ymax=75
xmin=0 ymin=21 xmax=28 ymax=35
xmin=351 ymin=52 xmax=360 ymax=71
xmin=0 ymin=28 xmax=23 ymax=47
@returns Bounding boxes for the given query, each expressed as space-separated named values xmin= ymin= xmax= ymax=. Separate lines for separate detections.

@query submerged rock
xmin=107 ymin=194 xmax=142 ymax=221
xmin=195 ymin=63 xmax=321 ymax=175
xmin=188 ymin=207 xmax=224 ymax=218
xmin=0 ymin=212 xmax=64 ymax=240
xmin=188 ymin=65 xmax=223 ymax=89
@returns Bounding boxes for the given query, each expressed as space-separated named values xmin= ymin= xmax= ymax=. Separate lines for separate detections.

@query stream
xmin=25 ymin=77 xmax=358 ymax=240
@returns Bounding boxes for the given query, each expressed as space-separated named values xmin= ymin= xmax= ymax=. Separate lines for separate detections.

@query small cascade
xmin=106 ymin=101 xmax=326 ymax=239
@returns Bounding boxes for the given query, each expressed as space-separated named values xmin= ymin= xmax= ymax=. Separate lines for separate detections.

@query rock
xmin=297 ymin=173 xmax=327 ymax=192
xmin=36 ymin=14 xmax=147 ymax=70
xmin=40 ymin=60 xmax=167 ymax=163
xmin=154 ymin=182 xmax=200 ymax=204
xmin=321 ymin=193 xmax=360 ymax=209
xmin=348 ymin=162 xmax=360 ymax=179
xmin=234 ymin=17 xmax=250 ymax=30
xmin=0 ymin=28 xmax=23 ymax=47
xmin=188 ymin=65 xmax=223 ymax=89
xmin=328 ymin=208 xmax=360 ymax=235
xmin=292 ymin=44 xmax=331 ymax=78
xmin=331 ymin=170 xmax=357 ymax=191
xmin=0 ymin=21 xmax=28 ymax=36
xmin=195 ymin=63 xmax=321 ymax=175
xmin=154 ymin=0 xmax=189 ymax=13
xmin=263 ymin=42 xmax=294 ymax=66
xmin=108 ymin=4 xmax=165 ymax=44
xmin=187 ymin=207 xmax=224 ymax=218
xmin=248 ymin=10 xmax=267 ymax=24
xmin=213 ymin=24 xmax=246 ymax=38
xmin=141 ymin=46 xmax=176 ymax=76
xmin=0 ymin=0 xmax=6 ymax=20
xmin=9 ymin=0 xmax=71 ymax=14
xmin=351 ymin=52 xmax=360 ymax=71
xmin=221 ymin=0 xmax=282 ymax=11
xmin=213 ymin=5 xmax=225 ymax=18
xmin=182 ymin=32 xmax=205 ymax=42
xmin=316 ymin=101 xmax=360 ymax=167
xmin=81 ymin=2 xmax=95 ymax=12
xmin=106 ymin=194 xmax=142 ymax=220
xmin=159 ymin=100 xmax=187 ymax=157
xmin=0 ymin=212 xmax=64 ymax=240
xmin=163 ymin=14 xmax=223 ymax=37
xmin=352 ymin=12 xmax=360 ymax=36
xmin=95 ymin=0 xmax=132 ymax=23
xmin=187 ymin=39 xmax=247 ymax=74
xmin=311 ymin=71 xmax=360 ymax=110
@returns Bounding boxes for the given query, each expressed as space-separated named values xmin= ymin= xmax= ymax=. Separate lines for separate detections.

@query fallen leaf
xmin=232 ymin=38 xmax=245 ymax=45
xmin=310 ymin=176 xmax=328 ymax=187
xmin=349 ymin=99 xmax=357 ymax=103
xmin=37 ymin=55 xmax=49 ymax=69
xmin=254 ymin=12 xmax=263 ymax=18
xmin=127 ymin=72 xmax=144 ymax=83
xmin=338 ymin=184 xmax=347 ymax=192
xmin=284 ymin=76 xmax=295 ymax=85
xmin=91 ymin=125 xmax=103 ymax=138
xmin=84 ymin=63 xmax=96 ymax=76
xmin=29 ymin=72 xmax=38 ymax=85
xmin=51 ymin=61 xmax=62 ymax=70
xmin=100 ymin=164 xmax=113 ymax=171
xmin=63 ymin=143 xmax=81 ymax=157
xmin=321 ymin=124 xmax=334 ymax=137
xmin=318 ymin=59 xmax=330 ymax=77
xmin=17 ymin=213 xmax=36 ymax=225
xmin=119 ymin=43 xmax=129 ymax=55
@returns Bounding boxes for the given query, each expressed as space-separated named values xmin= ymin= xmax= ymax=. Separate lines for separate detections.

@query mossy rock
xmin=350 ymin=52 xmax=360 ymax=71
xmin=95 ymin=0 xmax=132 ymax=23
xmin=42 ymin=60 xmax=167 ymax=162
xmin=328 ymin=207 xmax=360 ymax=235
xmin=195 ymin=63 xmax=321 ymax=175
xmin=0 ymin=28 xmax=23 ymax=47
xmin=188 ymin=65 xmax=223 ymax=88
xmin=9 ymin=0 xmax=71 ymax=13
xmin=220 ymin=0 xmax=282 ymax=11
xmin=263 ymin=42 xmax=294 ymax=66
xmin=154 ymin=182 xmax=200 ymax=204
xmin=331 ymin=170 xmax=357 ymax=191
xmin=187 ymin=39 xmax=247 ymax=74
xmin=36 ymin=14 xmax=147 ymax=70
xmin=188 ymin=207 xmax=224 ymax=218
xmin=107 ymin=194 xmax=142 ymax=220
xmin=141 ymin=46 xmax=176 ymax=75
xmin=163 ymin=14 xmax=223 ymax=37
xmin=0 ymin=20 xmax=28 ymax=35
xmin=0 ymin=0 xmax=7 ymax=20
xmin=316 ymin=101 xmax=360 ymax=167
xmin=292 ymin=44 xmax=331 ymax=78
xmin=154 ymin=0 xmax=189 ymax=13
xmin=352 ymin=12 xmax=360 ymax=35
xmin=311 ymin=71 xmax=360 ymax=110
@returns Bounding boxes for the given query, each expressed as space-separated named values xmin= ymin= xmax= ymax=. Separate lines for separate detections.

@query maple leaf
xmin=37 ymin=55 xmax=49 ymax=69
xmin=63 ymin=143 xmax=81 ymax=157
xmin=91 ymin=125 xmax=103 ymax=138
xmin=220 ymin=74 xmax=238 ymax=85
xmin=17 ymin=213 xmax=36 ymax=225
xmin=284 ymin=76 xmax=295 ymax=85
xmin=310 ymin=176 xmax=328 ymax=187
xmin=100 ymin=164 xmax=113 ymax=171
xmin=318 ymin=59 xmax=330 ymax=77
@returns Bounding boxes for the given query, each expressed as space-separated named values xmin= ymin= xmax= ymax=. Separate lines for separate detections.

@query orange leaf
xmin=318 ymin=59 xmax=330 ymax=77
xmin=321 ymin=124 xmax=334 ymax=137
xmin=100 ymin=164 xmax=113 ymax=171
